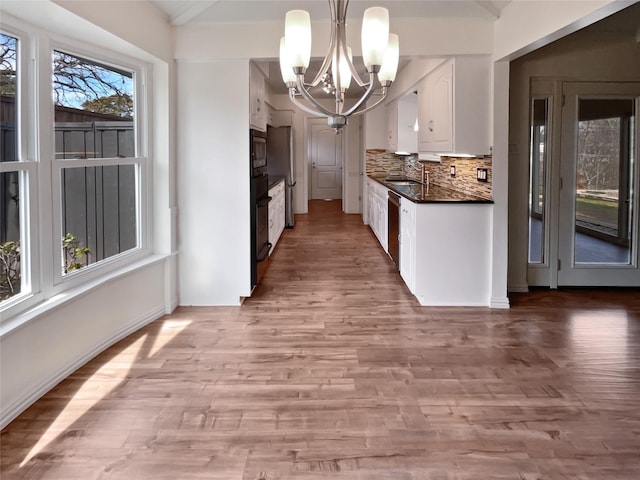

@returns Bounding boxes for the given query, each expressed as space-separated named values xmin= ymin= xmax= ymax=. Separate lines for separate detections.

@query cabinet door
xmin=399 ymin=201 xmax=416 ymax=293
xmin=417 ymin=61 xmax=453 ymax=153
xmin=250 ymin=63 xmax=266 ymax=131
xmin=429 ymin=66 xmax=453 ymax=151
xmin=386 ymin=101 xmax=398 ymax=152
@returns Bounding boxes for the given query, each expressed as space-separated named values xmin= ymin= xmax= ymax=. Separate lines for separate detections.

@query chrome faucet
xmin=419 ymin=162 xmax=429 ymax=185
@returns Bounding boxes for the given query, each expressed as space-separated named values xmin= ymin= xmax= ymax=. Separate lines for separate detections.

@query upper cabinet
xmin=386 ymin=100 xmax=399 ymax=152
xmin=386 ymin=93 xmax=418 ymax=154
xmin=249 ymin=62 xmax=266 ymax=131
xmin=417 ymin=57 xmax=491 ymax=156
xmin=397 ymin=93 xmax=418 ymax=154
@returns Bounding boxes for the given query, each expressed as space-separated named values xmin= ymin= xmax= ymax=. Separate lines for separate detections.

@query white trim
xmin=507 ymin=284 xmax=529 ymax=293
xmin=0 ymin=302 xmax=166 ymax=429
xmin=490 ymin=296 xmax=511 ymax=309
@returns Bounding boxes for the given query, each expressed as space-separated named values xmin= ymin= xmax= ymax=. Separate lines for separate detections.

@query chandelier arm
xmin=345 ymin=87 xmax=389 ymax=117
xmin=342 ymin=73 xmax=379 ymax=116
xmin=295 ymin=76 xmax=336 ymax=117
xmin=309 ymin=0 xmax=338 ymax=86
xmin=288 ymin=89 xmax=330 ymax=118
xmin=337 ymin=16 xmax=367 ymax=88
xmin=310 ymin=27 xmax=336 ymax=86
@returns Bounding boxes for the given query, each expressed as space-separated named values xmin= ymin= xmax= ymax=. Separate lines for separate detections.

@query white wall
xmin=344 ymin=115 xmax=363 ymax=214
xmin=0 ymin=0 xmax=176 ymax=427
xmin=494 ymin=0 xmax=624 ymax=60
xmin=176 ymin=16 xmax=494 ymax=61
xmin=177 ymin=60 xmax=252 ymax=305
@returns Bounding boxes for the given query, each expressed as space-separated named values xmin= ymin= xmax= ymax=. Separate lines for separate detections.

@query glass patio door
xmin=557 ymin=82 xmax=640 ymax=286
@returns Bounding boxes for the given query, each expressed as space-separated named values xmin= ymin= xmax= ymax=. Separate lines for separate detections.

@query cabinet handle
xmin=428 ymin=120 xmax=434 ymax=132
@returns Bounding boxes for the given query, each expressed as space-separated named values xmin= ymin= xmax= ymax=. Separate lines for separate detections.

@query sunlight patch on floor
xmin=149 ymin=319 xmax=192 ymax=357
xmin=19 ymin=317 xmax=193 ymax=467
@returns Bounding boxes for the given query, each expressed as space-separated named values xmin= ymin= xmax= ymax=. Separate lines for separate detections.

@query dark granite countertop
xmin=268 ymin=176 xmax=285 ymax=189
xmin=370 ymin=176 xmax=493 ymax=204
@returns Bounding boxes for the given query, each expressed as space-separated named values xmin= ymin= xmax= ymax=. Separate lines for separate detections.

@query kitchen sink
xmin=385 ymin=178 xmax=423 ymax=186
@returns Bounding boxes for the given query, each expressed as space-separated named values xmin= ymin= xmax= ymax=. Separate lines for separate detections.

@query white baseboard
xmin=490 ymin=296 xmax=511 ymax=309
xmin=0 ymin=305 xmax=166 ymax=429
xmin=508 ymin=284 xmax=530 ymax=293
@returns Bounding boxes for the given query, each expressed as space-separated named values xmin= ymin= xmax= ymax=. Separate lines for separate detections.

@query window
xmin=1 ymin=32 xmax=27 ymax=304
xmin=52 ymin=50 xmax=141 ymax=276
xmin=1 ymin=21 xmax=149 ymax=318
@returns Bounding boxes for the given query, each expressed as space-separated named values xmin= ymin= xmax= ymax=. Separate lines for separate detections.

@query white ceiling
xmin=149 ymin=0 xmax=514 ymax=26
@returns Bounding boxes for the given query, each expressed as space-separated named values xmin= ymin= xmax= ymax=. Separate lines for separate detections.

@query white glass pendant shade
xmin=361 ymin=7 xmax=389 ymax=69
xmin=378 ymin=33 xmax=399 ymax=83
xmin=332 ymin=46 xmax=353 ymax=91
xmin=284 ymin=10 xmax=311 ymax=69
xmin=279 ymin=37 xmax=296 ymax=84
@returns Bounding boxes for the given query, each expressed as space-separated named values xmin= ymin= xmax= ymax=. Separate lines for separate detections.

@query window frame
xmin=0 ymin=19 xmax=153 ymax=322
xmin=0 ymin=23 xmax=41 ymax=318
xmin=47 ymin=39 xmax=151 ymax=294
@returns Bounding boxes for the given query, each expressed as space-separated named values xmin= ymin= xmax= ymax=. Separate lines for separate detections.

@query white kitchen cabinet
xmin=250 ymin=62 xmax=266 ymax=131
xmin=417 ymin=57 xmax=490 ymax=156
xmin=386 ymin=101 xmax=398 ymax=152
xmin=399 ymin=197 xmax=416 ymax=293
xmin=367 ymin=178 xmax=492 ymax=306
xmin=268 ymin=179 xmax=285 ymax=255
xmin=366 ymin=177 xmax=388 ymax=252
xmin=411 ymin=203 xmax=492 ymax=306
xmin=386 ymin=95 xmax=418 ymax=154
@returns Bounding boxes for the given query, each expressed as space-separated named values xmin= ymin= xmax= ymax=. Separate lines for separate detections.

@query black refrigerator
xmin=266 ymin=125 xmax=296 ymax=227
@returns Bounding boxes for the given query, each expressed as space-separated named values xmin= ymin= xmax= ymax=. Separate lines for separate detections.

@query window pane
xmin=528 ymin=98 xmax=548 ymax=264
xmin=574 ymin=98 xmax=634 ymax=264
xmin=1 ymin=171 xmax=21 ymax=300
xmin=61 ymin=164 xmax=138 ymax=274
xmin=1 ymin=33 xmax=18 ymax=162
xmin=53 ymin=51 xmax=134 ymax=159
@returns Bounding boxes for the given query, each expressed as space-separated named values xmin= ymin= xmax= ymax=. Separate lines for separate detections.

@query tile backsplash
xmin=366 ymin=150 xmax=492 ymax=200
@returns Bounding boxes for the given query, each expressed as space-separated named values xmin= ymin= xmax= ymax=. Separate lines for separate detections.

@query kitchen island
xmin=367 ymin=175 xmax=492 ymax=306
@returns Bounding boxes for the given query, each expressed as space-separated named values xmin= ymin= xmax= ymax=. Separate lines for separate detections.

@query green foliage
xmin=62 ymin=233 xmax=91 ymax=274
xmin=0 ymin=240 xmax=20 ymax=301
xmin=81 ymin=93 xmax=133 ymax=118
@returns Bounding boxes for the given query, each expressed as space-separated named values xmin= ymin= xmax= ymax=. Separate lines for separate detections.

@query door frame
xmin=527 ymin=80 xmax=640 ymax=287
xmin=304 ymin=116 xmax=345 ymax=208
xmin=557 ymin=81 xmax=640 ymax=286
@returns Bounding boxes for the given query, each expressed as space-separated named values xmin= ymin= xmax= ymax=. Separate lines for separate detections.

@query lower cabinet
xmin=410 ymin=203 xmax=492 ymax=306
xmin=268 ymin=180 xmax=285 ymax=255
xmin=399 ymin=198 xmax=416 ymax=293
xmin=366 ymin=178 xmax=388 ymax=252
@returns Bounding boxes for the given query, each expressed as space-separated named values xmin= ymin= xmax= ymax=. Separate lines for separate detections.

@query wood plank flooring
xmin=2 ymin=199 xmax=640 ymax=479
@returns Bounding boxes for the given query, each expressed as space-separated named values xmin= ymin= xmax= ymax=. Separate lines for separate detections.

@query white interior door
xmin=310 ymin=121 xmax=343 ymax=200
xmin=557 ymin=82 xmax=640 ymax=286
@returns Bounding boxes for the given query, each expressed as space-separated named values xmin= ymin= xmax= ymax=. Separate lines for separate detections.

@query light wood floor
xmin=2 ymin=200 xmax=640 ymax=479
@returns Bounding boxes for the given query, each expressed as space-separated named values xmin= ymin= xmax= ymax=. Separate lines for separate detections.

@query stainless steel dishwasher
xmin=388 ymin=191 xmax=400 ymax=269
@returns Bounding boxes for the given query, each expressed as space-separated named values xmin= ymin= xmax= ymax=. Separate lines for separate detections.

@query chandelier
xmin=279 ymin=0 xmax=399 ymax=131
